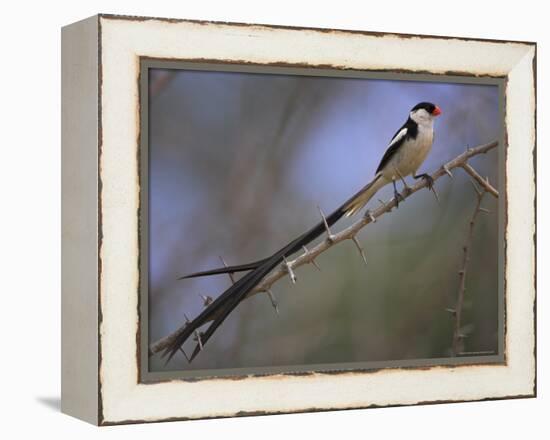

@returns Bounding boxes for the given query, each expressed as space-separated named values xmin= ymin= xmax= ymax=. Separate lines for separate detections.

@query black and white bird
xmin=162 ymin=102 xmax=442 ymax=363
xmin=345 ymin=101 xmax=442 ymax=215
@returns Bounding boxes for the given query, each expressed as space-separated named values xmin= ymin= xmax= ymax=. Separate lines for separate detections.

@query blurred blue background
xmin=147 ymin=68 xmax=501 ymax=372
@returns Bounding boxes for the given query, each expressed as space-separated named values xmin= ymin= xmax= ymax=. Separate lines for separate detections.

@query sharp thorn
xmin=219 ymin=255 xmax=228 ymax=266
xmin=479 ymin=207 xmax=491 ymax=214
xmin=302 ymin=245 xmax=321 ymax=271
xmin=283 ymin=256 xmax=297 ymax=284
xmin=219 ymin=255 xmax=236 ymax=284
xmin=351 ymin=236 xmax=367 ymax=266
xmin=311 ymin=258 xmax=322 ymax=271
xmin=317 ymin=205 xmax=334 ymax=242
xmin=430 ymin=186 xmax=440 ymax=204
xmin=443 ymin=164 xmax=453 ymax=178
xmin=266 ymin=289 xmax=279 ymax=315
xmin=199 ymin=294 xmax=213 ymax=307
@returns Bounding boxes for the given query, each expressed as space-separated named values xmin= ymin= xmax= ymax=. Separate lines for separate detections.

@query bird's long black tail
xmin=163 ymin=178 xmax=378 ymax=363
xmin=177 ymin=258 xmax=270 ymax=280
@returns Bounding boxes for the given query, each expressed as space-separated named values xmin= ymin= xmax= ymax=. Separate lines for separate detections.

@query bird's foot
xmin=393 ymin=188 xmax=404 ymax=208
xmin=416 ymin=173 xmax=434 ymax=190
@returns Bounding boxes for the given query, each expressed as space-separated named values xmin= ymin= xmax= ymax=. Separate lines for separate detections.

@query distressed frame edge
xmin=503 ymin=43 xmax=537 ymax=400
xmin=532 ymin=43 xmax=538 ymax=399
xmin=94 ymin=15 xmax=536 ymax=425
xmin=61 ymin=15 xmax=101 ymax=425
xmin=97 ymin=12 xmax=537 ymax=46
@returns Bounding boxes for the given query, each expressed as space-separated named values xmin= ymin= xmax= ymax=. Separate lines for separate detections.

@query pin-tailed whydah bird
xmin=162 ymin=102 xmax=442 ymax=363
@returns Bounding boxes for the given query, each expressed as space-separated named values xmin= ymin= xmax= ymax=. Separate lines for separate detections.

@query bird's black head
xmin=411 ymin=102 xmax=442 ymax=116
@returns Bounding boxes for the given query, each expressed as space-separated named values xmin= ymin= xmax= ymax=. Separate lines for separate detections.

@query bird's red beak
xmin=432 ymin=106 xmax=442 ymax=116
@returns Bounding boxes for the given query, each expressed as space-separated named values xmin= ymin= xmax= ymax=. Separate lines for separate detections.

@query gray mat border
xmin=139 ymin=59 xmax=506 ymax=383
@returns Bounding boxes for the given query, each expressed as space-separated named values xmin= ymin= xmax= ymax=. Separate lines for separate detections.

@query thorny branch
xmin=449 ymin=180 xmax=490 ymax=356
xmin=149 ymin=140 xmax=499 ymax=356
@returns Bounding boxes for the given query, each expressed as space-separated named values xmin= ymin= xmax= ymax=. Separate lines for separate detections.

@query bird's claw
xmin=422 ymin=174 xmax=434 ymax=190
xmin=393 ymin=189 xmax=404 ymax=208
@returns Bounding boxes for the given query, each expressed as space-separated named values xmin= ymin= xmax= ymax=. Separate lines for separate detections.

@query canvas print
xmin=144 ymin=65 xmax=502 ymax=375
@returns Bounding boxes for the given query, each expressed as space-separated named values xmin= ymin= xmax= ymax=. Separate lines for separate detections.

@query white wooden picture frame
xmin=61 ymin=14 xmax=536 ymax=425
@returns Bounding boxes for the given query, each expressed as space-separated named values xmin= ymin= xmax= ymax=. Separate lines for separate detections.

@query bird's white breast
xmin=383 ymin=123 xmax=434 ymax=180
xmin=403 ymin=125 xmax=433 ymax=174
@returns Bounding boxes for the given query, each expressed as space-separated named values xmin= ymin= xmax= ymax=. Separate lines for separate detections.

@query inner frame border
xmin=138 ymin=58 xmax=507 ymax=384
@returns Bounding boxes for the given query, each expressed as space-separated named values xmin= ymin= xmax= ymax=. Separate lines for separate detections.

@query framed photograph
xmin=61 ymin=14 xmax=536 ymax=425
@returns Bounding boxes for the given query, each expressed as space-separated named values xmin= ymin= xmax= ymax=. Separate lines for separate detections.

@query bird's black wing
xmin=375 ymin=118 xmax=417 ymax=174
